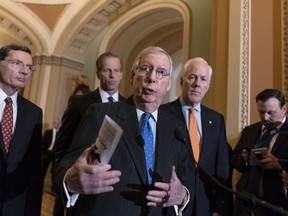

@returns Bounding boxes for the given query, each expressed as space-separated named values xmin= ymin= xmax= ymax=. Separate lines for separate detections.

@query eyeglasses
xmin=3 ymin=59 xmax=35 ymax=73
xmin=137 ymin=64 xmax=170 ymax=80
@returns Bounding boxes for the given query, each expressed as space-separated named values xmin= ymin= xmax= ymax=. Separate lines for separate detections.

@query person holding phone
xmin=232 ymin=89 xmax=288 ymax=216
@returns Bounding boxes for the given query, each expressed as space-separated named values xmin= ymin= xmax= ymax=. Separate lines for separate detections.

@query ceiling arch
xmin=89 ymin=0 xmax=191 ymax=98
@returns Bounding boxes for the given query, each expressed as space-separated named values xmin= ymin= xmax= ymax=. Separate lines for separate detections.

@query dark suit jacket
xmin=42 ymin=129 xmax=53 ymax=154
xmin=53 ymin=88 xmax=125 ymax=166
xmin=161 ymin=98 xmax=230 ymax=216
xmin=53 ymin=99 xmax=194 ymax=216
xmin=0 ymin=95 xmax=43 ymax=216
xmin=232 ymin=120 xmax=288 ymax=216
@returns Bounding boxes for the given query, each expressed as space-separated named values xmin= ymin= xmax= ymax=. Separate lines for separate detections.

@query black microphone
xmin=174 ymin=128 xmax=288 ymax=216
xmin=136 ymin=135 xmax=144 ymax=147
xmin=174 ymin=128 xmax=226 ymax=188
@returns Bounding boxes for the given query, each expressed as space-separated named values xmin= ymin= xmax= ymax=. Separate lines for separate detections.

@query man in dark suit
xmin=161 ymin=57 xmax=230 ymax=216
xmin=53 ymin=46 xmax=194 ymax=215
xmin=0 ymin=44 xmax=43 ymax=216
xmin=41 ymin=118 xmax=61 ymax=184
xmin=52 ymin=51 xmax=125 ymax=216
xmin=232 ymin=88 xmax=288 ymax=216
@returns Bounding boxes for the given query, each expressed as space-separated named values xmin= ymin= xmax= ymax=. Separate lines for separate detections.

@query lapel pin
xmin=209 ymin=121 xmax=212 ymax=124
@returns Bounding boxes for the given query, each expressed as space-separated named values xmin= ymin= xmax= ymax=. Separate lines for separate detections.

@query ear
xmin=96 ymin=72 xmax=100 ymax=79
xmin=130 ymin=71 xmax=135 ymax=85
xmin=282 ymin=104 xmax=287 ymax=114
xmin=166 ymin=78 xmax=172 ymax=92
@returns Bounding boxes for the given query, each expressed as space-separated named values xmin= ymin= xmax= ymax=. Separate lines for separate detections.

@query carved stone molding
xmin=240 ymin=0 xmax=250 ymax=129
xmin=33 ymin=55 xmax=84 ymax=70
xmin=0 ymin=15 xmax=33 ymax=46
xmin=70 ymin=0 xmax=143 ymax=53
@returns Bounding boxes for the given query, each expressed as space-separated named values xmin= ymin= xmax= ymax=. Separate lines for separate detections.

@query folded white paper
xmin=92 ymin=115 xmax=123 ymax=164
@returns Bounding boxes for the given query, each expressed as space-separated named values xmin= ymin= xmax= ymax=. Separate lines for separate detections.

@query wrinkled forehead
xmin=8 ymin=50 xmax=33 ymax=63
xmin=185 ymin=61 xmax=209 ymax=76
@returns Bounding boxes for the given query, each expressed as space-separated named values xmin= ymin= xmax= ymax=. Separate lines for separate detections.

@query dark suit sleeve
xmin=213 ymin=115 xmax=231 ymax=214
xmin=53 ymin=96 xmax=82 ymax=167
xmin=41 ymin=130 xmax=51 ymax=155
xmin=25 ymin=108 xmax=43 ymax=216
xmin=53 ymin=103 xmax=103 ymax=206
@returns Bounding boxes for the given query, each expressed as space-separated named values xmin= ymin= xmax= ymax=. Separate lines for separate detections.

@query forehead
xmin=257 ymin=97 xmax=281 ymax=110
xmin=8 ymin=50 xmax=32 ymax=63
xmin=140 ymin=52 xmax=170 ymax=68
xmin=102 ymin=56 xmax=121 ymax=65
xmin=185 ymin=61 xmax=209 ymax=77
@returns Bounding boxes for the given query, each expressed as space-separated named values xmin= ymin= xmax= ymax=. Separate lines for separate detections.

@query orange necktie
xmin=189 ymin=107 xmax=199 ymax=163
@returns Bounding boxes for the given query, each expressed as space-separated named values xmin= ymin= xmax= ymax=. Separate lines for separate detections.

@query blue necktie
xmin=140 ymin=112 xmax=154 ymax=185
xmin=108 ymin=96 xmax=114 ymax=102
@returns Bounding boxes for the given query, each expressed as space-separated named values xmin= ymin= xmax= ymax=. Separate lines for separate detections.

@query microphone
xmin=174 ymin=128 xmax=227 ymax=188
xmin=136 ymin=135 xmax=144 ymax=147
xmin=174 ymin=128 xmax=288 ymax=216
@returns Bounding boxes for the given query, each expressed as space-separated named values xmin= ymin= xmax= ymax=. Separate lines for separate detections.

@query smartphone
xmin=249 ymin=147 xmax=268 ymax=166
xmin=278 ymin=159 xmax=288 ymax=172
xmin=254 ymin=151 xmax=264 ymax=160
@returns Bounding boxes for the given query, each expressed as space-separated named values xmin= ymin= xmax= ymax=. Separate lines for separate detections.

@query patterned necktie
xmin=108 ymin=96 xmax=114 ymax=102
xmin=140 ymin=112 xmax=154 ymax=185
xmin=189 ymin=107 xmax=199 ymax=163
xmin=1 ymin=97 xmax=13 ymax=153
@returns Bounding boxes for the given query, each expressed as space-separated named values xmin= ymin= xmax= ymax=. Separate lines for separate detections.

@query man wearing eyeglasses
xmin=0 ymin=44 xmax=43 ymax=216
xmin=52 ymin=51 xmax=125 ymax=216
xmin=53 ymin=46 xmax=194 ymax=216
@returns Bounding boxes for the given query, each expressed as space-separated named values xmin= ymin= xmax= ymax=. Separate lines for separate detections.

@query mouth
xmin=142 ymin=87 xmax=155 ymax=95
xmin=191 ymin=89 xmax=200 ymax=95
xmin=17 ymin=77 xmax=27 ymax=83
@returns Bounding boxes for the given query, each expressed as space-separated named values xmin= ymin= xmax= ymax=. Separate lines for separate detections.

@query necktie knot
xmin=108 ymin=96 xmax=114 ymax=102
xmin=190 ymin=107 xmax=195 ymax=114
xmin=5 ymin=97 xmax=12 ymax=105
xmin=142 ymin=112 xmax=151 ymax=122
xmin=261 ymin=127 xmax=276 ymax=138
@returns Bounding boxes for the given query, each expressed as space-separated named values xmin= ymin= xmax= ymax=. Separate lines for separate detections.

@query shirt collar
xmin=99 ymin=88 xmax=119 ymax=101
xmin=0 ymin=88 xmax=18 ymax=105
xmin=136 ymin=108 xmax=158 ymax=123
xmin=179 ymin=97 xmax=201 ymax=112
xmin=261 ymin=116 xmax=286 ymax=131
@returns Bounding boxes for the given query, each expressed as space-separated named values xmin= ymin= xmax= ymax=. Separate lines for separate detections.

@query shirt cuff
xmin=173 ymin=186 xmax=190 ymax=216
xmin=63 ymin=169 xmax=79 ymax=208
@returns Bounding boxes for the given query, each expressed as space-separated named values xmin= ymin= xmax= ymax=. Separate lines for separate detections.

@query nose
xmin=263 ymin=113 xmax=270 ymax=120
xmin=145 ymin=68 xmax=157 ymax=83
xmin=109 ymin=71 xmax=115 ymax=78
xmin=20 ymin=67 xmax=29 ymax=75
xmin=193 ymin=77 xmax=201 ymax=86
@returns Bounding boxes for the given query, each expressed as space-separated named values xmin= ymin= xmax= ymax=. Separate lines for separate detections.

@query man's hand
xmin=257 ymin=152 xmax=282 ymax=170
xmin=241 ymin=148 xmax=250 ymax=163
xmin=65 ymin=144 xmax=121 ymax=194
xmin=146 ymin=166 xmax=187 ymax=207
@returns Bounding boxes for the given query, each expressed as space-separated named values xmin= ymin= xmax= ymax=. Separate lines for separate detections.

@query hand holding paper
xmin=90 ymin=115 xmax=123 ymax=164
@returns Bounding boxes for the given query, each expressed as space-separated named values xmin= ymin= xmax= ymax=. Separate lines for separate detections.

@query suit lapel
xmin=117 ymin=104 xmax=148 ymax=187
xmin=200 ymin=107 xmax=213 ymax=162
xmin=89 ymin=88 xmax=102 ymax=103
xmin=271 ymin=120 xmax=288 ymax=154
xmin=154 ymin=110 xmax=173 ymax=177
